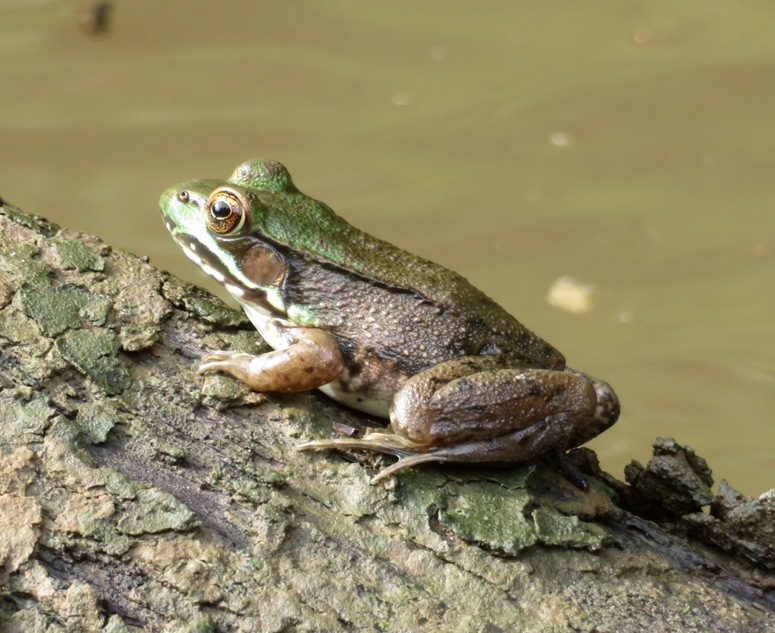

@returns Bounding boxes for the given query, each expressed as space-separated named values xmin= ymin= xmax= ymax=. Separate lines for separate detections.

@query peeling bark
xmin=0 ymin=200 xmax=773 ymax=633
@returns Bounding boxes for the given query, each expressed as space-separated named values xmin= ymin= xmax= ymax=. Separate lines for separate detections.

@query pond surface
xmin=2 ymin=0 xmax=773 ymax=495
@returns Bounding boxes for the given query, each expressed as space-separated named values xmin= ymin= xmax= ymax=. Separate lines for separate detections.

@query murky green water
xmin=2 ymin=0 xmax=773 ymax=495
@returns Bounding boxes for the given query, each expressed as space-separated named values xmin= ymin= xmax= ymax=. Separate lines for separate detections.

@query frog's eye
xmin=206 ymin=190 xmax=246 ymax=234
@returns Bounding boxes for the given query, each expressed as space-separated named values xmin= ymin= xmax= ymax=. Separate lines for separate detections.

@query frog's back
xmin=346 ymin=232 xmax=564 ymax=371
xmin=267 ymin=189 xmax=565 ymax=372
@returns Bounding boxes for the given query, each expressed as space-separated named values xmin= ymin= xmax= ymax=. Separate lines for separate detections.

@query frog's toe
xmin=297 ymin=434 xmax=451 ymax=485
xmin=296 ymin=433 xmax=413 ymax=458
xmin=367 ymin=453 xmax=449 ymax=484
xmin=197 ymin=350 xmax=248 ymax=375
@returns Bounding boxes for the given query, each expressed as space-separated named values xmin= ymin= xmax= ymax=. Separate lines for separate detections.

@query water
xmin=2 ymin=0 xmax=773 ymax=495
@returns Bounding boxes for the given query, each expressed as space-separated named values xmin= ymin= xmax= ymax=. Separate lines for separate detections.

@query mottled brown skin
xmin=160 ymin=160 xmax=620 ymax=484
xmin=280 ymin=248 xmax=565 ymax=414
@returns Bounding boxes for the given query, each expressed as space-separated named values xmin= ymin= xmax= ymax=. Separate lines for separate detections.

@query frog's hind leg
xmin=363 ymin=422 xmax=579 ymax=485
xmin=298 ymin=424 xmax=549 ymax=485
xmin=299 ymin=357 xmax=616 ymax=486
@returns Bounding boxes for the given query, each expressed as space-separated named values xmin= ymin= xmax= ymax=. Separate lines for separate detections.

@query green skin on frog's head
xmin=160 ymin=160 xmax=620 ymax=486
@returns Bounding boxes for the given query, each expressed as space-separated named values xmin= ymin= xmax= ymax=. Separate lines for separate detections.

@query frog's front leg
xmin=198 ymin=324 xmax=345 ymax=392
xmin=298 ymin=356 xmax=618 ymax=484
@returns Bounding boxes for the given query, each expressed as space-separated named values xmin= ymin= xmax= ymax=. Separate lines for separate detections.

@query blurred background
xmin=1 ymin=0 xmax=773 ymax=496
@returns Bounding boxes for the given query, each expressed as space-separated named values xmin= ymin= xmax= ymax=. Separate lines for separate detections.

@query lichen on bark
xmin=0 ymin=200 xmax=773 ymax=632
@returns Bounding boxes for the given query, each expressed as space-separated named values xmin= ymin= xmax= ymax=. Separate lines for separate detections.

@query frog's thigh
xmin=390 ymin=358 xmax=597 ymax=451
xmin=198 ymin=326 xmax=345 ymax=392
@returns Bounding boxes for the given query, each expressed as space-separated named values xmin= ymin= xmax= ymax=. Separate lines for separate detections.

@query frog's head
xmin=159 ymin=160 xmax=304 ymax=315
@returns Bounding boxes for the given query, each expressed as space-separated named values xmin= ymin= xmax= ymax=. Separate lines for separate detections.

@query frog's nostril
xmin=177 ymin=190 xmax=190 ymax=203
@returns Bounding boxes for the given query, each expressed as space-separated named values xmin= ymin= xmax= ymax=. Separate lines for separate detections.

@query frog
xmin=159 ymin=160 xmax=620 ymax=486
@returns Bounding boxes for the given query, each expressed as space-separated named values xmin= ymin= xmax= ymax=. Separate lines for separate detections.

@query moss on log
xmin=0 ymin=199 xmax=773 ymax=632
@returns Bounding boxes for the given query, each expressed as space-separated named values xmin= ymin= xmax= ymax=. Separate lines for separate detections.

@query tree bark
xmin=0 ymin=199 xmax=773 ymax=633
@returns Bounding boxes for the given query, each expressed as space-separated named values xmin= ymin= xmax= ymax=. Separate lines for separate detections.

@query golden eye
xmin=206 ymin=191 xmax=245 ymax=234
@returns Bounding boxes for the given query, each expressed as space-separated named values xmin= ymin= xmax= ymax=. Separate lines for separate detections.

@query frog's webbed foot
xmin=297 ymin=432 xmax=411 ymax=457
xmin=297 ymin=432 xmax=440 ymax=484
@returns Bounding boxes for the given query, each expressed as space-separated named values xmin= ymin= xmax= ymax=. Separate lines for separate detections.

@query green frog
xmin=160 ymin=161 xmax=619 ymax=485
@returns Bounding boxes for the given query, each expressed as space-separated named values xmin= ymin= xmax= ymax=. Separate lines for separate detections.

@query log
xmin=0 ymin=198 xmax=773 ymax=633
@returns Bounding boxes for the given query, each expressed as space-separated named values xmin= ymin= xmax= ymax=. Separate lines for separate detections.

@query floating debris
xmin=77 ymin=1 xmax=113 ymax=37
xmin=546 ymin=276 xmax=594 ymax=314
